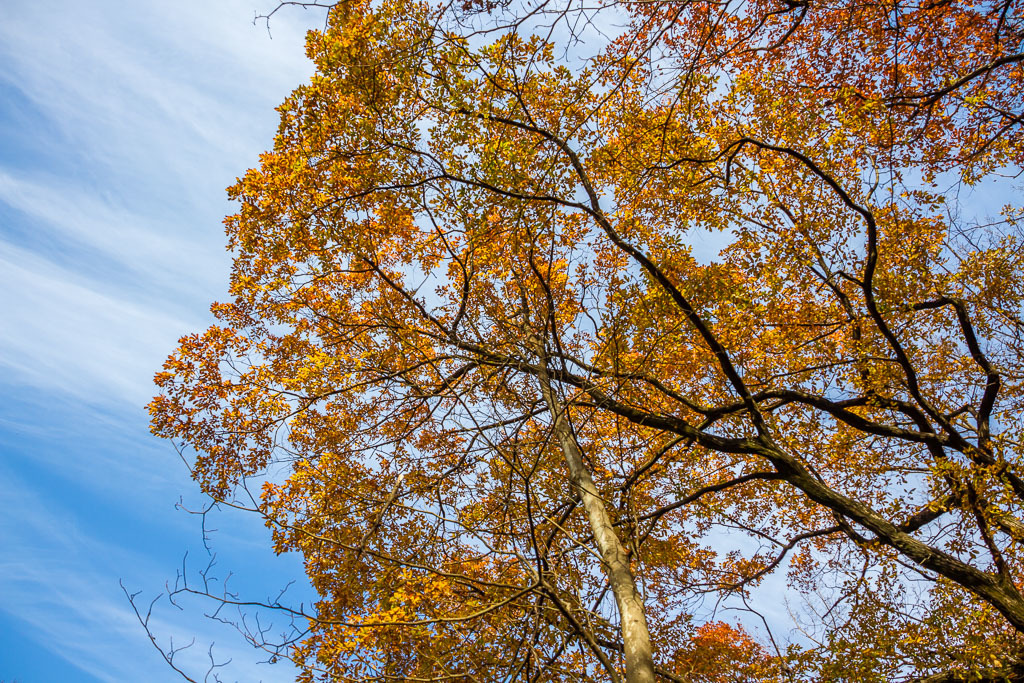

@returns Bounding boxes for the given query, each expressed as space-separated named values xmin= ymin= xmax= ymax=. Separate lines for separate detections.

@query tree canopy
xmin=150 ymin=0 xmax=1024 ymax=679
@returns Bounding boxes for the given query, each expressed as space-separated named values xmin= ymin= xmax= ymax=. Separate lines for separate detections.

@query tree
xmin=149 ymin=0 xmax=1024 ymax=679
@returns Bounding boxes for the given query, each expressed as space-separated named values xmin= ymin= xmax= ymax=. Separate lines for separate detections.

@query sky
xmin=0 ymin=6 xmax=738 ymax=681
xmin=0 ymin=2 xmax=326 ymax=680
xmin=8 ymin=3 xmax=1006 ymax=680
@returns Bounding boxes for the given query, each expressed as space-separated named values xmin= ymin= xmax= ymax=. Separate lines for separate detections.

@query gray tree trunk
xmin=535 ymin=351 xmax=657 ymax=683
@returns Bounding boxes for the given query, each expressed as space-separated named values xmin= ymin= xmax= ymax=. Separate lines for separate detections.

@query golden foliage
xmin=151 ymin=0 xmax=1024 ymax=679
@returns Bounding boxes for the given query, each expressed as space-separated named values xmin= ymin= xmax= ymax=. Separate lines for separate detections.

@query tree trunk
xmin=535 ymin=349 xmax=657 ymax=683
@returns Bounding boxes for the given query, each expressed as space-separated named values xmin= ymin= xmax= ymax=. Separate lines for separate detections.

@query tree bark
xmin=535 ymin=348 xmax=657 ymax=683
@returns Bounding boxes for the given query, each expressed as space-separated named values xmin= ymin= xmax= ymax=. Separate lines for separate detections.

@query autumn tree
xmin=149 ymin=0 xmax=1024 ymax=679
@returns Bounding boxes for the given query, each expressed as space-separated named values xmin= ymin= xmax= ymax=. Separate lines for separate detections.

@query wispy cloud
xmin=0 ymin=464 xmax=302 ymax=683
xmin=0 ymin=1 xmax=315 ymax=407
xmin=0 ymin=241 xmax=195 ymax=406
xmin=0 ymin=2 xmax=313 ymax=181
xmin=0 ymin=171 xmax=226 ymax=291
xmin=0 ymin=1 xmax=321 ymax=679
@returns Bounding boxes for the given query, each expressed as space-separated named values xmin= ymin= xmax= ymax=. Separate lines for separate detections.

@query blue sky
xmin=6 ymin=4 xmax=1012 ymax=680
xmin=0 ymin=2 xmax=323 ymax=680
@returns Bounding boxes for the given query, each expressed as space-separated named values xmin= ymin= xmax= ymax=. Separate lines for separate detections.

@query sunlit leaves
xmin=150 ymin=0 xmax=1024 ymax=679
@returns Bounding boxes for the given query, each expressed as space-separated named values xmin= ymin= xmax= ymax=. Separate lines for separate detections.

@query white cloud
xmin=0 ymin=241 xmax=195 ymax=407
xmin=0 ymin=170 xmax=227 ymax=292
xmin=0 ymin=0 xmax=318 ymax=408
xmin=0 ymin=1 xmax=314 ymax=180
xmin=0 ymin=466 xmax=302 ymax=683
xmin=0 ymin=4 xmax=322 ymax=677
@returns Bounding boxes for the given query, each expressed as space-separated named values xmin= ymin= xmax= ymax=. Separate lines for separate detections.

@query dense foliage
xmin=151 ymin=0 xmax=1024 ymax=679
